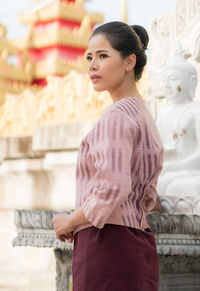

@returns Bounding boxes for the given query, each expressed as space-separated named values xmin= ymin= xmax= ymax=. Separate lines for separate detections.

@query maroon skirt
xmin=72 ymin=224 xmax=159 ymax=291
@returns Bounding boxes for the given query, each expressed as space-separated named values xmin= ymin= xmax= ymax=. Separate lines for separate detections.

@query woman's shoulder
xmin=105 ymin=96 xmax=138 ymax=111
xmin=102 ymin=97 xmax=143 ymax=126
xmin=84 ymin=97 xmax=142 ymax=143
xmin=108 ymin=97 xmax=143 ymax=118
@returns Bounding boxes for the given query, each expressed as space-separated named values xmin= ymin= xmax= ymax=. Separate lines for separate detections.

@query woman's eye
xmin=86 ymin=56 xmax=92 ymax=61
xmin=100 ymin=54 xmax=108 ymax=58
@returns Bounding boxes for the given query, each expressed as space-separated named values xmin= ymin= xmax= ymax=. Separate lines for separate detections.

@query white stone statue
xmin=156 ymin=44 xmax=200 ymax=213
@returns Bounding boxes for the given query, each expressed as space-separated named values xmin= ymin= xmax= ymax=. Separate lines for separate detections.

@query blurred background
xmin=1 ymin=0 xmax=200 ymax=291
xmin=1 ymin=0 xmax=175 ymax=37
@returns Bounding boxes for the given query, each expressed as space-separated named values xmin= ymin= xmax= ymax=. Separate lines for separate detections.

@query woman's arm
xmin=69 ymin=207 xmax=89 ymax=228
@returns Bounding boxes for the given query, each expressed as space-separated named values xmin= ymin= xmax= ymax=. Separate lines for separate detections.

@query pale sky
xmin=0 ymin=0 xmax=176 ymax=38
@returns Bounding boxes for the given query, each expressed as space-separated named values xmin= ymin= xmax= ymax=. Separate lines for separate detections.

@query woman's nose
xmin=89 ymin=59 xmax=98 ymax=71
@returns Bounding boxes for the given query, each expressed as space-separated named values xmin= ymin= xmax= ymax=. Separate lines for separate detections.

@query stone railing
xmin=12 ymin=210 xmax=200 ymax=291
xmin=148 ymin=212 xmax=200 ymax=291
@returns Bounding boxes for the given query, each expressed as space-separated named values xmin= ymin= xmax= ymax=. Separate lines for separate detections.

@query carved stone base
xmin=160 ymin=196 xmax=200 ymax=215
xmin=160 ymin=274 xmax=200 ymax=291
xmin=54 ymin=249 xmax=72 ymax=291
xmin=159 ymin=255 xmax=200 ymax=291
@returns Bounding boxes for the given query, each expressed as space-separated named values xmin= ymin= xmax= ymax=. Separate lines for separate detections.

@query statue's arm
xmin=180 ymin=112 xmax=200 ymax=170
xmin=163 ymin=144 xmax=179 ymax=161
xmin=156 ymin=108 xmax=178 ymax=159
xmin=181 ymin=152 xmax=200 ymax=171
xmin=195 ymin=111 xmax=200 ymax=146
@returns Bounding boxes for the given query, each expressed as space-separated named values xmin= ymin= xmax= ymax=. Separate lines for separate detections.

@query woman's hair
xmin=90 ymin=21 xmax=149 ymax=81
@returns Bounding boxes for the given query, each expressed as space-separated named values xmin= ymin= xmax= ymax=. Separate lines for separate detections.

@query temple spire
xmin=121 ymin=0 xmax=128 ymax=23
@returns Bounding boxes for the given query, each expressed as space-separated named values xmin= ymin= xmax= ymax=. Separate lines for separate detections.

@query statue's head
xmin=163 ymin=43 xmax=197 ymax=102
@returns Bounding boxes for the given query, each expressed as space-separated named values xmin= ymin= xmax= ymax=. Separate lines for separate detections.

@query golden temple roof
xmin=34 ymin=53 xmax=87 ymax=78
xmin=0 ymin=25 xmax=18 ymax=54
xmin=19 ymin=0 xmax=103 ymax=24
xmin=0 ymin=0 xmax=104 ymax=89
xmin=0 ymin=11 xmax=95 ymax=87
xmin=13 ymin=15 xmax=94 ymax=50
xmin=0 ymin=24 xmax=34 ymax=95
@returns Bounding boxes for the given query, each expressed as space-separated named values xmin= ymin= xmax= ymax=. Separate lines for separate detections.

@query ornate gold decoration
xmin=34 ymin=53 xmax=87 ymax=78
xmin=0 ymin=71 xmax=112 ymax=137
xmin=19 ymin=16 xmax=93 ymax=50
xmin=35 ymin=71 xmax=111 ymax=125
xmin=0 ymin=89 xmax=41 ymax=136
xmin=121 ymin=0 xmax=128 ymax=23
xmin=0 ymin=24 xmax=34 ymax=95
xmin=12 ymin=15 xmax=95 ymax=78
xmin=19 ymin=0 xmax=103 ymax=24
xmin=0 ymin=58 xmax=33 ymax=82
xmin=0 ymin=79 xmax=6 ymax=105
xmin=0 ymin=25 xmax=18 ymax=54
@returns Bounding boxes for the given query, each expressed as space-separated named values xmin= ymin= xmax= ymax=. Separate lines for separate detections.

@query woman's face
xmin=87 ymin=34 xmax=127 ymax=92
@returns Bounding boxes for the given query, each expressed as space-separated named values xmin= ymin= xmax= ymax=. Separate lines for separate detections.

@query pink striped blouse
xmin=74 ymin=96 xmax=163 ymax=234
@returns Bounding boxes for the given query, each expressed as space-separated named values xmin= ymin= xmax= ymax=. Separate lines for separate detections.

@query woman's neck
xmin=108 ymin=77 xmax=141 ymax=103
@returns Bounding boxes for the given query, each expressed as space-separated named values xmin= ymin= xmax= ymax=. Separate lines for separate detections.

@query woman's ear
xmin=125 ymin=54 xmax=136 ymax=72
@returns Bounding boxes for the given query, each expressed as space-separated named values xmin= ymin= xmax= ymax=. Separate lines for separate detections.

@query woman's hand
xmin=52 ymin=214 xmax=75 ymax=243
xmin=60 ymin=232 xmax=74 ymax=244
xmin=52 ymin=207 xmax=89 ymax=243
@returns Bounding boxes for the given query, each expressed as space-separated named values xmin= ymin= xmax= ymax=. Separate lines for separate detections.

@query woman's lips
xmin=90 ymin=75 xmax=101 ymax=83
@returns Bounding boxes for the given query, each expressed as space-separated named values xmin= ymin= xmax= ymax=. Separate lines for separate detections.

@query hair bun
xmin=131 ymin=25 xmax=149 ymax=49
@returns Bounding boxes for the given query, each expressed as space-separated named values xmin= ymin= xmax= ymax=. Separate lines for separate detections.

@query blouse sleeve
xmin=81 ymin=109 xmax=137 ymax=228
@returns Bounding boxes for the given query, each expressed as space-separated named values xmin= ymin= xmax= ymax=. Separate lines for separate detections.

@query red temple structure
xmin=3 ymin=0 xmax=103 ymax=90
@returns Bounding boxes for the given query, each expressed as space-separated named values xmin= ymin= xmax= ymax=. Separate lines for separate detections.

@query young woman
xmin=53 ymin=21 xmax=163 ymax=291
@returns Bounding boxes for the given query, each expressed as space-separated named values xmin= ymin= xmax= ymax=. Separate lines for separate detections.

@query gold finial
xmin=0 ymin=24 xmax=7 ymax=37
xmin=121 ymin=0 xmax=128 ymax=23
